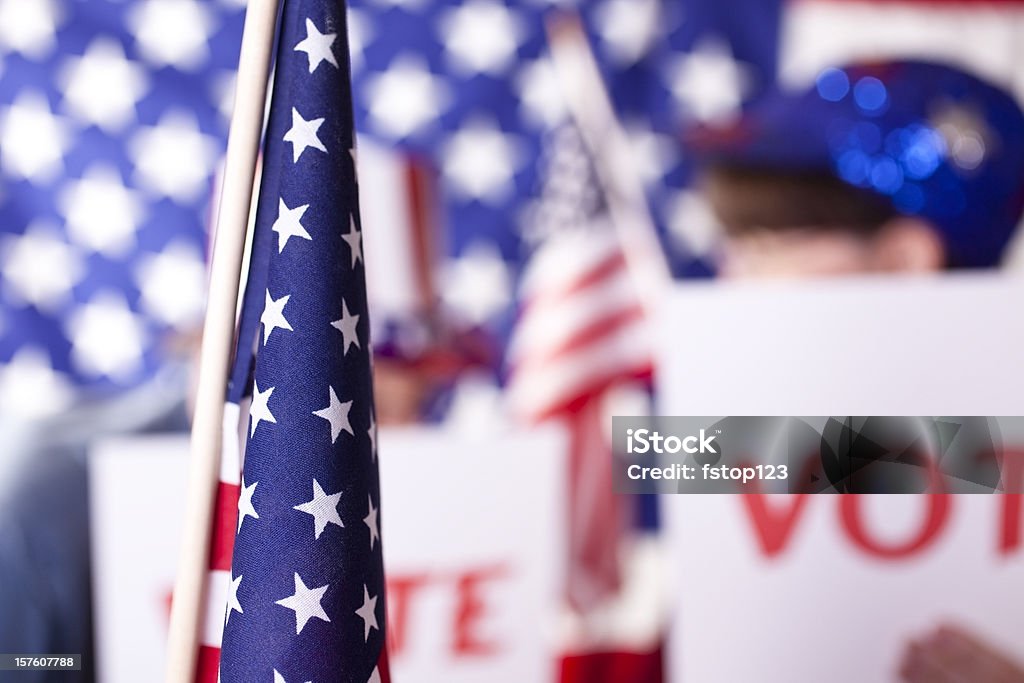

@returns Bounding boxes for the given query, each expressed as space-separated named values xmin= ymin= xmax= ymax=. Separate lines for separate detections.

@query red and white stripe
xmin=193 ymin=400 xmax=247 ymax=683
xmin=507 ymin=216 xmax=654 ymax=621
xmin=507 ymin=226 xmax=653 ymax=423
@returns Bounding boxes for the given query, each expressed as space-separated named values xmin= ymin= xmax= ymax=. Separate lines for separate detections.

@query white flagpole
xmin=545 ymin=14 xmax=674 ymax=312
xmin=165 ymin=1 xmax=280 ymax=680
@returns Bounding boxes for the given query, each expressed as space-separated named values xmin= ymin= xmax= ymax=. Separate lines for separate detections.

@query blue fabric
xmin=687 ymin=60 xmax=1024 ymax=268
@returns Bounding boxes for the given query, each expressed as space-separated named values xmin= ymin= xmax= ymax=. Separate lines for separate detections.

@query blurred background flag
xmin=348 ymin=0 xmax=783 ymax=321
xmin=193 ymin=0 xmax=390 ymax=681
xmin=507 ymin=120 xmax=652 ymax=610
xmin=0 ymin=0 xmax=246 ymax=412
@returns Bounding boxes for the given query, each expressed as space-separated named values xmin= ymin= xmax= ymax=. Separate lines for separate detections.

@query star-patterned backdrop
xmin=0 ymin=0 xmax=247 ymax=415
xmin=347 ymin=0 xmax=782 ymax=340
xmin=0 ymin=0 xmax=783 ymax=414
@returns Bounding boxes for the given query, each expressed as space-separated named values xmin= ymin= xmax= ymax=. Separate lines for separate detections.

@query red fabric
xmin=518 ymin=251 xmax=628 ymax=314
xmin=377 ymin=646 xmax=392 ymax=683
xmin=209 ymin=481 xmax=240 ymax=572
xmin=195 ymin=645 xmax=221 ymax=683
xmin=560 ymin=645 xmax=665 ymax=683
xmin=530 ymin=365 xmax=653 ymax=424
xmin=565 ymin=395 xmax=623 ymax=610
xmin=513 ymin=306 xmax=647 ymax=374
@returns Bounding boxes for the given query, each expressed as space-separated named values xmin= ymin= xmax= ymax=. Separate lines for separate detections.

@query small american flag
xmin=195 ymin=0 xmax=389 ymax=681
xmin=507 ymin=123 xmax=653 ymax=610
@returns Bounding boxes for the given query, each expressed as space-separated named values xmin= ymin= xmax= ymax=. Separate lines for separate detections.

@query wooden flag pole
xmin=165 ymin=1 xmax=279 ymax=680
xmin=545 ymin=14 xmax=674 ymax=311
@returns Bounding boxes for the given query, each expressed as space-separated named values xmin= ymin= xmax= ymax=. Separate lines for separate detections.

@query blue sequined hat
xmin=688 ymin=60 xmax=1024 ymax=268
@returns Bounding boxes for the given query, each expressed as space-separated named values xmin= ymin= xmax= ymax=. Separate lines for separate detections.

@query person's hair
xmin=702 ymin=165 xmax=898 ymax=235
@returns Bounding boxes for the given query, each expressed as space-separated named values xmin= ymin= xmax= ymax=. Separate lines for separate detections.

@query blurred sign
xmin=90 ymin=426 xmax=566 ymax=683
xmin=376 ymin=427 xmax=566 ymax=683
xmin=91 ymin=436 xmax=188 ymax=683
xmin=658 ymin=274 xmax=1024 ymax=682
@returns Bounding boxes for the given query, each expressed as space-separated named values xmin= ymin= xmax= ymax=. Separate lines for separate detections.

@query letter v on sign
xmin=740 ymin=494 xmax=812 ymax=557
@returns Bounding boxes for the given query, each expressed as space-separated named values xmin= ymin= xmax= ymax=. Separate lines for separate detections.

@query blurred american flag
xmin=0 ymin=0 xmax=246 ymax=414
xmin=348 ymin=0 xmax=783 ymax=339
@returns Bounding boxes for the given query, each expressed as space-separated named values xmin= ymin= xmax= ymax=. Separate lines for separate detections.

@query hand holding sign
xmin=900 ymin=625 xmax=1024 ymax=683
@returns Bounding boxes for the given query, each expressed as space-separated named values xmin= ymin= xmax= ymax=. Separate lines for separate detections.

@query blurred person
xmin=690 ymin=60 xmax=1024 ymax=277
xmin=687 ymin=59 xmax=1024 ymax=682
xmin=371 ymin=316 xmax=499 ymax=425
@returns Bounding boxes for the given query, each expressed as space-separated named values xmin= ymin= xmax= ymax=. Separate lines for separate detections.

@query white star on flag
xmin=237 ymin=477 xmax=259 ymax=533
xmin=0 ymin=92 xmax=73 ymax=182
xmin=312 ymin=386 xmax=353 ymax=443
xmin=275 ymin=573 xmax=331 ymax=635
xmin=294 ymin=18 xmax=338 ymax=73
xmin=271 ymin=198 xmax=312 ymax=252
xmin=225 ymin=574 xmax=243 ymax=625
xmin=442 ymin=119 xmax=523 ymax=203
xmin=594 ymin=0 xmax=661 ymax=66
xmin=59 ymin=38 xmax=150 ymax=132
xmin=341 ymin=215 xmax=363 ymax=267
xmin=667 ymin=38 xmax=749 ymax=123
xmin=274 ymin=672 xmax=311 ymax=683
xmin=127 ymin=0 xmax=214 ymax=71
xmin=293 ymin=479 xmax=345 ymax=540
xmin=135 ymin=241 xmax=207 ymax=326
xmin=283 ymin=107 xmax=327 ymax=162
xmin=330 ymin=298 xmax=360 ymax=354
xmin=128 ymin=111 xmax=219 ymax=202
xmin=355 ymin=584 xmax=379 ymax=642
xmin=364 ymin=495 xmax=379 ymax=550
xmin=0 ymin=0 xmax=62 ymax=60
xmin=249 ymin=381 xmax=277 ymax=437
xmin=65 ymin=293 xmax=147 ymax=382
xmin=363 ymin=54 xmax=449 ymax=138
xmin=261 ymin=291 xmax=293 ymax=345
xmin=367 ymin=412 xmax=377 ymax=460
xmin=440 ymin=0 xmax=524 ymax=76
xmin=442 ymin=241 xmax=513 ymax=324
xmin=60 ymin=164 xmax=145 ymax=257
xmin=2 ymin=224 xmax=83 ymax=311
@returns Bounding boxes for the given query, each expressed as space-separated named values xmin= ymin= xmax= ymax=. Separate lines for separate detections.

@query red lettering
xmin=839 ymin=495 xmax=951 ymax=559
xmin=385 ymin=573 xmax=431 ymax=658
xmin=740 ymin=494 xmax=811 ymax=557
xmin=452 ymin=564 xmax=508 ymax=657
xmin=999 ymin=449 xmax=1024 ymax=555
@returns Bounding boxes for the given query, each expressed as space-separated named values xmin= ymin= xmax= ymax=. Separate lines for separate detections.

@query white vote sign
xmin=90 ymin=426 xmax=566 ymax=683
xmin=658 ymin=274 xmax=1024 ymax=682
xmin=376 ymin=426 xmax=566 ymax=683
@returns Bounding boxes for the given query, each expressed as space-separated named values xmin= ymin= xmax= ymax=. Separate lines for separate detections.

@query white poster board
xmin=91 ymin=436 xmax=189 ymax=683
xmin=658 ymin=274 xmax=1024 ymax=682
xmin=90 ymin=426 xmax=566 ymax=683
xmin=376 ymin=427 xmax=566 ymax=683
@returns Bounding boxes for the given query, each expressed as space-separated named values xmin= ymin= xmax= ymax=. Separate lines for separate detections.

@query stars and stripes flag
xmin=194 ymin=0 xmax=389 ymax=681
xmin=507 ymin=122 xmax=652 ymax=612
